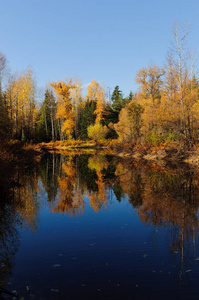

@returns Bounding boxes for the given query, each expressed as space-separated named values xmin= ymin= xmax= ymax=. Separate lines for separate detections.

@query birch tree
xmin=167 ymin=23 xmax=199 ymax=146
xmin=70 ymin=78 xmax=82 ymax=140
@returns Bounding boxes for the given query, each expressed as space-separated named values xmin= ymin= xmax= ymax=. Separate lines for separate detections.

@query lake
xmin=1 ymin=153 xmax=199 ymax=299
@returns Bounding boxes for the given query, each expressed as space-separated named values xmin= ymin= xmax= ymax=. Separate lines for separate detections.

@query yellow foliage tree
xmin=114 ymin=100 xmax=144 ymax=142
xmin=86 ymin=80 xmax=107 ymax=123
xmin=6 ymin=68 xmax=37 ymax=141
xmin=135 ymin=65 xmax=165 ymax=107
xmin=114 ymin=108 xmax=133 ymax=142
xmin=135 ymin=65 xmax=165 ymax=133
xmin=53 ymin=157 xmax=84 ymax=216
xmin=50 ymin=79 xmax=75 ymax=139
xmin=87 ymin=122 xmax=108 ymax=141
xmin=70 ymin=77 xmax=83 ymax=139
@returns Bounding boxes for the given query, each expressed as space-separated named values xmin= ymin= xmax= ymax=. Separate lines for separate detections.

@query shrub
xmin=146 ymin=129 xmax=178 ymax=145
xmin=87 ymin=123 xmax=109 ymax=141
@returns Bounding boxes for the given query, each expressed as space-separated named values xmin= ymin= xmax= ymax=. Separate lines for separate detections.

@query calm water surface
xmin=1 ymin=153 xmax=199 ymax=299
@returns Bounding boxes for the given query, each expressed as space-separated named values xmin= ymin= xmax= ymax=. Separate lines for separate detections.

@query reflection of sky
xmin=7 ymin=177 xmax=199 ymax=300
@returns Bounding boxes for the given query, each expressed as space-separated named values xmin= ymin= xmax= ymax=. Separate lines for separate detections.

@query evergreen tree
xmin=111 ymin=85 xmax=124 ymax=113
xmin=110 ymin=85 xmax=132 ymax=125
xmin=101 ymin=105 xmax=118 ymax=139
xmin=128 ymin=91 xmax=134 ymax=102
xmin=79 ymin=100 xmax=96 ymax=140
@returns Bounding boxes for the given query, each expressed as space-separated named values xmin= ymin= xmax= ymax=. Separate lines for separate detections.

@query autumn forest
xmin=0 ymin=25 xmax=199 ymax=151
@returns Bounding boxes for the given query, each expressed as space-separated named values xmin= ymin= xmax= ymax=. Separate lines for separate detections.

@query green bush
xmin=146 ymin=129 xmax=177 ymax=145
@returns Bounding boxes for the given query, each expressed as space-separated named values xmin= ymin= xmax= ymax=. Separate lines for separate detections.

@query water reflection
xmin=1 ymin=153 xmax=199 ymax=298
xmin=36 ymin=154 xmax=199 ymax=254
xmin=0 ymin=204 xmax=20 ymax=287
xmin=0 ymin=160 xmax=39 ymax=290
xmin=7 ymin=153 xmax=199 ymax=241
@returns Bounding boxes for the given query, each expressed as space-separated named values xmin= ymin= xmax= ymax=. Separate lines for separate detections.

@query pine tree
xmin=79 ymin=100 xmax=96 ymax=140
xmin=111 ymin=85 xmax=124 ymax=113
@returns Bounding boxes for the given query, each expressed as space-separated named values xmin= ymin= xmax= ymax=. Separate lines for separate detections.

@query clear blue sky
xmin=0 ymin=0 xmax=199 ymax=96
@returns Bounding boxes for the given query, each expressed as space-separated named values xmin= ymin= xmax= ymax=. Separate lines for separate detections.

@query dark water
xmin=1 ymin=153 xmax=199 ymax=299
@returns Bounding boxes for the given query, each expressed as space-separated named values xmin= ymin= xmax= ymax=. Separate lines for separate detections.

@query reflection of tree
xmin=112 ymin=183 xmax=124 ymax=202
xmin=51 ymin=154 xmax=113 ymax=214
xmin=87 ymin=155 xmax=109 ymax=212
xmin=137 ymin=170 xmax=199 ymax=231
xmin=119 ymin=164 xmax=199 ymax=251
xmin=112 ymin=158 xmax=199 ymax=263
xmin=88 ymin=172 xmax=108 ymax=212
xmin=0 ymin=157 xmax=39 ymax=287
xmin=14 ymin=151 xmax=199 ymax=257
xmin=2 ymin=151 xmax=199 ymax=288
xmin=141 ymin=168 xmax=199 ymax=280
xmin=0 ymin=204 xmax=20 ymax=286
xmin=88 ymin=155 xmax=109 ymax=172
xmin=13 ymin=167 xmax=40 ymax=232
xmin=39 ymin=153 xmax=60 ymax=204
xmin=112 ymin=160 xmax=199 ymax=280
xmin=77 ymin=154 xmax=98 ymax=192
xmin=53 ymin=156 xmax=85 ymax=216
xmin=114 ymin=162 xmax=144 ymax=207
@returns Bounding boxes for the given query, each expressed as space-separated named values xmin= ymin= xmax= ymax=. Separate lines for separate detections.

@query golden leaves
xmin=50 ymin=80 xmax=75 ymax=139
xmin=86 ymin=80 xmax=107 ymax=124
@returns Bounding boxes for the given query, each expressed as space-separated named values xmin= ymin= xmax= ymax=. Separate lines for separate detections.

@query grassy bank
xmin=37 ymin=139 xmax=199 ymax=167
xmin=3 ymin=138 xmax=199 ymax=168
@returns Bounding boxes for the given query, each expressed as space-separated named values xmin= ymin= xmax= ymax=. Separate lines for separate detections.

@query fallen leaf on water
xmin=53 ymin=264 xmax=61 ymax=267
xmin=143 ymin=254 xmax=148 ymax=258
xmin=51 ymin=289 xmax=59 ymax=292
xmin=185 ymin=269 xmax=192 ymax=273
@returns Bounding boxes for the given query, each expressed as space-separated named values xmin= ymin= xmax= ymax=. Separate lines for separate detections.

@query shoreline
xmin=36 ymin=140 xmax=199 ymax=168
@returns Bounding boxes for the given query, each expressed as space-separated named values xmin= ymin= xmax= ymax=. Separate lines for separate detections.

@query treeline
xmin=1 ymin=24 xmax=199 ymax=148
xmin=0 ymin=56 xmax=132 ymax=143
xmin=0 ymin=54 xmax=37 ymax=143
